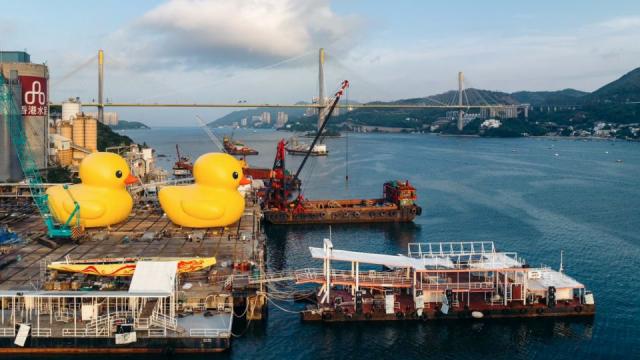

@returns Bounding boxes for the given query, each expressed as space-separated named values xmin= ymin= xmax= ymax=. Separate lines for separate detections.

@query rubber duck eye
xmin=232 ymin=171 xmax=239 ymax=180
xmin=115 ymin=170 xmax=123 ymax=178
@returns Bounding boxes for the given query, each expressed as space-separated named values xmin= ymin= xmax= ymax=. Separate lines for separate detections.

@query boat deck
xmin=0 ymin=194 xmax=266 ymax=352
xmin=303 ymin=289 xmax=595 ymax=322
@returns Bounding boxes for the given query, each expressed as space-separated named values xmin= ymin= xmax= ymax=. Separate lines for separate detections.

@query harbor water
xmin=119 ymin=127 xmax=640 ymax=359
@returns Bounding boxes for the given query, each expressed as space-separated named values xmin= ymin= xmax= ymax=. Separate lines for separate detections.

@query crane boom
xmin=195 ymin=115 xmax=225 ymax=152
xmin=294 ymin=80 xmax=349 ymax=180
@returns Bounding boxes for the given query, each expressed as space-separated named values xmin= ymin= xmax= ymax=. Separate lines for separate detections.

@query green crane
xmin=0 ymin=73 xmax=79 ymax=238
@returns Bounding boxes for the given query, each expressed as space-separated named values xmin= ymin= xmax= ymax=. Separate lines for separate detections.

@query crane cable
xmin=345 ymin=86 xmax=350 ymax=183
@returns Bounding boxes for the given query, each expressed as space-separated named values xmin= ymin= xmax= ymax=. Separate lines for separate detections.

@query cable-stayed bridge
xmin=52 ymin=49 xmax=530 ymax=131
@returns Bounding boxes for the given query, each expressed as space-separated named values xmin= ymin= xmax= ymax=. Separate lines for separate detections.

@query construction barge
xmin=0 ymin=192 xmax=267 ymax=354
xmin=223 ymin=136 xmax=258 ymax=156
xmin=263 ymin=180 xmax=422 ymax=224
xmin=299 ymin=240 xmax=595 ymax=322
xmin=259 ymin=81 xmax=421 ymax=225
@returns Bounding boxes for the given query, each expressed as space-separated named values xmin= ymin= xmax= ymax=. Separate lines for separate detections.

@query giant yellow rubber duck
xmin=47 ymin=152 xmax=138 ymax=228
xmin=158 ymin=152 xmax=250 ymax=228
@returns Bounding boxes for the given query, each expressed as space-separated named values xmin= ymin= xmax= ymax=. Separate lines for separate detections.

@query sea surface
xmin=119 ymin=127 xmax=640 ymax=360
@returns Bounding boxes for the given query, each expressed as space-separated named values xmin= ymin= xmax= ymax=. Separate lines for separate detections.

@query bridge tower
xmin=98 ymin=49 xmax=104 ymax=125
xmin=457 ymin=71 xmax=464 ymax=131
xmin=317 ymin=48 xmax=325 ymax=131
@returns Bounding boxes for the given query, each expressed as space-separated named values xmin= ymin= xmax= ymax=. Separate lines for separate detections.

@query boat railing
xmin=294 ymin=268 xmax=412 ymax=286
xmin=420 ymin=281 xmax=495 ymax=291
xmin=62 ymin=328 xmax=109 ymax=337
xmin=408 ymin=241 xmax=496 ymax=257
xmin=135 ymin=317 xmax=150 ymax=330
xmin=31 ymin=328 xmax=52 ymax=337
xmin=151 ymin=309 xmax=177 ymax=331
xmin=147 ymin=328 xmax=166 ymax=337
xmin=0 ymin=327 xmax=15 ymax=337
xmin=189 ymin=328 xmax=230 ymax=338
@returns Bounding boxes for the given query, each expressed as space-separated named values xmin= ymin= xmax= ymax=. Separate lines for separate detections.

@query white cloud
xmin=598 ymin=16 xmax=640 ymax=31
xmin=115 ymin=0 xmax=359 ymax=69
xmin=334 ymin=16 xmax=640 ymax=100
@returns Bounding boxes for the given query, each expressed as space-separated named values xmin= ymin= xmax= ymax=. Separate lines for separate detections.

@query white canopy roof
xmin=309 ymin=246 xmax=527 ymax=272
xmin=128 ymin=261 xmax=178 ymax=295
xmin=309 ymin=247 xmax=454 ymax=270
xmin=527 ymin=269 xmax=584 ymax=290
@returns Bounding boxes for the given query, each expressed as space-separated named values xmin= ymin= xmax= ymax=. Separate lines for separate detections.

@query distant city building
xmin=480 ymin=105 xmax=521 ymax=119
xmin=276 ymin=112 xmax=288 ymax=128
xmin=240 ymin=117 xmax=248 ymax=127
xmin=86 ymin=111 xmax=119 ymax=126
xmin=261 ymin=112 xmax=271 ymax=124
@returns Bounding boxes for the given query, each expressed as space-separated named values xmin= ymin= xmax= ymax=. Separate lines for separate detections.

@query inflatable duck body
xmin=47 ymin=152 xmax=138 ymax=228
xmin=159 ymin=152 xmax=250 ymax=228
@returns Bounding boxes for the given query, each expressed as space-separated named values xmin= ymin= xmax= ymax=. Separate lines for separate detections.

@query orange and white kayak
xmin=47 ymin=256 xmax=216 ymax=277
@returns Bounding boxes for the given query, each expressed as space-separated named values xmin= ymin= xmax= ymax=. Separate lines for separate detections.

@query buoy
xmin=471 ymin=311 xmax=484 ymax=319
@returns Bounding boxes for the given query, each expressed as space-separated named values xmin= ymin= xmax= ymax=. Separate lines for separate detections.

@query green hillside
xmin=588 ymin=68 xmax=640 ymax=103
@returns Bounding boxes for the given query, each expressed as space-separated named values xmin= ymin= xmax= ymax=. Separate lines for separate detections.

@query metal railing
xmin=31 ymin=328 xmax=52 ymax=337
xmin=189 ymin=328 xmax=230 ymax=338
xmin=419 ymin=281 xmax=495 ymax=291
xmin=151 ymin=309 xmax=177 ymax=331
xmin=0 ymin=327 xmax=15 ymax=337
xmin=135 ymin=318 xmax=150 ymax=330
xmin=295 ymin=268 xmax=412 ymax=286
xmin=408 ymin=241 xmax=496 ymax=257
xmin=147 ymin=328 xmax=166 ymax=337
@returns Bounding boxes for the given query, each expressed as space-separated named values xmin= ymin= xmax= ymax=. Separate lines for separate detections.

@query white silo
xmin=62 ymin=98 xmax=82 ymax=122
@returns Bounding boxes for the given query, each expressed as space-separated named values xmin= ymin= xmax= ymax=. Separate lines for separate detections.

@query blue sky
xmin=2 ymin=0 xmax=639 ymax=125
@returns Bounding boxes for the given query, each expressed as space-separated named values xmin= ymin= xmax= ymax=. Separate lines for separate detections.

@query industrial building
xmin=47 ymin=98 xmax=98 ymax=168
xmin=0 ymin=51 xmax=49 ymax=181
xmin=85 ymin=110 xmax=119 ymax=126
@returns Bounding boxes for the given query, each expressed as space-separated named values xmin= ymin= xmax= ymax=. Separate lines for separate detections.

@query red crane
xmin=264 ymin=80 xmax=349 ymax=210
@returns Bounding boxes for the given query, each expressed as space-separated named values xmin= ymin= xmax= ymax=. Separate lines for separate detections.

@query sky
xmin=1 ymin=0 xmax=639 ymax=125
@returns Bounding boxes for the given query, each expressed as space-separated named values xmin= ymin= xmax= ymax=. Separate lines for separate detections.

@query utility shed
xmin=129 ymin=261 xmax=178 ymax=294
xmin=527 ymin=269 xmax=584 ymax=300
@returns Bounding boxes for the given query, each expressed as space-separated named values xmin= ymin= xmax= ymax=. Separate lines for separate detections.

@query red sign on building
xmin=19 ymin=76 xmax=48 ymax=116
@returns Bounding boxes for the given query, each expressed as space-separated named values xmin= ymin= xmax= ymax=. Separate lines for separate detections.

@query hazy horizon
xmin=2 ymin=0 xmax=639 ymax=125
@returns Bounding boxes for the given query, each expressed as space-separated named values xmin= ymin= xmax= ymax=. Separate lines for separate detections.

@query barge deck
xmin=0 ymin=192 xmax=267 ymax=354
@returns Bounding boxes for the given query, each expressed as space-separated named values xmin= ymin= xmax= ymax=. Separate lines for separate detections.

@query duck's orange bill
xmin=125 ymin=174 xmax=139 ymax=185
xmin=239 ymin=176 xmax=251 ymax=185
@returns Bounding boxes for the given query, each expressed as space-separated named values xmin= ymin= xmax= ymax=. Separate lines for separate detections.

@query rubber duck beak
xmin=239 ymin=176 xmax=251 ymax=185
xmin=125 ymin=174 xmax=139 ymax=185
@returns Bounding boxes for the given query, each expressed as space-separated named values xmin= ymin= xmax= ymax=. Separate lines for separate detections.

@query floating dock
xmin=299 ymin=240 xmax=595 ymax=322
xmin=0 ymin=191 xmax=267 ymax=354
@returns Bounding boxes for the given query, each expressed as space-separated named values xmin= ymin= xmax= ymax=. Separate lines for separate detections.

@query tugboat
xmin=172 ymin=144 xmax=193 ymax=177
xmin=223 ymin=136 xmax=259 ymax=156
xmin=261 ymin=80 xmax=422 ymax=225
xmin=263 ymin=180 xmax=421 ymax=224
xmin=286 ymin=138 xmax=328 ymax=156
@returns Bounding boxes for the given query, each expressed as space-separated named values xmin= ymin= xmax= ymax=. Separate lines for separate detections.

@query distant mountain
xmin=211 ymin=66 xmax=640 ymax=134
xmin=366 ymin=88 xmax=587 ymax=107
xmin=110 ymin=120 xmax=150 ymax=130
xmin=589 ymin=67 xmax=640 ymax=103
xmin=511 ymin=89 xmax=588 ymax=105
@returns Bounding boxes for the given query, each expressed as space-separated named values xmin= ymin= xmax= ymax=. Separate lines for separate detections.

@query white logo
xmin=25 ymin=80 xmax=45 ymax=105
